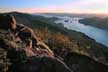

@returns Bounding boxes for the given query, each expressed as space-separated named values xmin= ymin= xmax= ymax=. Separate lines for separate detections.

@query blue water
xmin=55 ymin=17 xmax=108 ymax=47
xmin=41 ymin=15 xmax=108 ymax=47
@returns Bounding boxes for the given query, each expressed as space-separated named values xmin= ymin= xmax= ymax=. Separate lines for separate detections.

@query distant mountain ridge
xmin=33 ymin=13 xmax=108 ymax=18
xmin=0 ymin=12 xmax=108 ymax=72
xmin=79 ymin=17 xmax=108 ymax=29
xmin=2 ymin=12 xmax=108 ymax=61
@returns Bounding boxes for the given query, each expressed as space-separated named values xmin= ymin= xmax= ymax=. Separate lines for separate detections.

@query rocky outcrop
xmin=0 ymin=14 xmax=72 ymax=72
xmin=0 ymin=12 xmax=108 ymax=72
xmin=6 ymin=47 xmax=72 ymax=72
xmin=64 ymin=52 xmax=108 ymax=72
xmin=10 ymin=56 xmax=72 ymax=72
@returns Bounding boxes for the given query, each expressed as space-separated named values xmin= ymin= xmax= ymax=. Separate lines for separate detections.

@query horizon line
xmin=1 ymin=11 xmax=108 ymax=15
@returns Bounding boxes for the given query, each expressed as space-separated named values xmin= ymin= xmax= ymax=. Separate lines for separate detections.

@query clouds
xmin=0 ymin=7 xmax=20 ymax=13
xmin=20 ymin=0 xmax=108 ymax=13
xmin=58 ymin=0 xmax=108 ymax=13
xmin=0 ymin=0 xmax=108 ymax=13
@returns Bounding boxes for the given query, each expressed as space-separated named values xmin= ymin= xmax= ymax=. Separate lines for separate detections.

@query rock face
xmin=10 ymin=56 xmax=72 ymax=72
xmin=64 ymin=52 xmax=108 ymax=72
xmin=0 ymin=13 xmax=108 ymax=72
xmin=0 ymin=14 xmax=72 ymax=72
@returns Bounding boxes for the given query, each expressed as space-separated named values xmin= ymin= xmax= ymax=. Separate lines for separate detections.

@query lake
xmin=41 ymin=15 xmax=108 ymax=47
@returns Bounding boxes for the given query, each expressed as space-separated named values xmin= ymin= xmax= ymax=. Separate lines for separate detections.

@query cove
xmin=55 ymin=16 xmax=108 ymax=47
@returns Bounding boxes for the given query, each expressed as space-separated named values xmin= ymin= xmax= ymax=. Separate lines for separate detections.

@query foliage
xmin=79 ymin=17 xmax=108 ymax=29
xmin=0 ymin=12 xmax=108 ymax=65
xmin=0 ymin=48 xmax=8 ymax=72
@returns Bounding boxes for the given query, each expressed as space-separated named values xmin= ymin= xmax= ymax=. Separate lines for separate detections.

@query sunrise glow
xmin=0 ymin=0 xmax=108 ymax=14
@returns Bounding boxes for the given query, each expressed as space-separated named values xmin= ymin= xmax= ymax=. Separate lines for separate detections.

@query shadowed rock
xmin=0 ymin=14 xmax=72 ymax=72
xmin=65 ymin=52 xmax=108 ymax=72
xmin=10 ymin=56 xmax=72 ymax=72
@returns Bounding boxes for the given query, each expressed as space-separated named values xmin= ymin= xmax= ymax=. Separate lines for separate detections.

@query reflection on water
xmin=55 ymin=17 xmax=108 ymax=46
xmin=41 ymin=14 xmax=108 ymax=47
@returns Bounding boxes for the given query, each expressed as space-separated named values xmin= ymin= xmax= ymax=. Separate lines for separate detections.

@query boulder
xmin=0 ymin=14 xmax=72 ymax=72
xmin=10 ymin=56 xmax=72 ymax=72
xmin=65 ymin=52 xmax=108 ymax=72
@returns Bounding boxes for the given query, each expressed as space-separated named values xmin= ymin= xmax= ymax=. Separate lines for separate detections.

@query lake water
xmin=41 ymin=15 xmax=108 ymax=47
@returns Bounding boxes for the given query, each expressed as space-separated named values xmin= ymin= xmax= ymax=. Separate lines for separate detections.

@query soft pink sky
xmin=0 ymin=0 xmax=108 ymax=14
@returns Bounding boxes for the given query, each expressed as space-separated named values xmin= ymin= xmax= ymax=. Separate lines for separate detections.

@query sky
xmin=0 ymin=0 xmax=108 ymax=13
